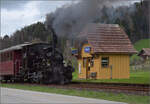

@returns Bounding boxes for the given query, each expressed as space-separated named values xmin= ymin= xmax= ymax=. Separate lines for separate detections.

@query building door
xmin=83 ymin=57 xmax=92 ymax=79
xmin=86 ymin=58 xmax=91 ymax=79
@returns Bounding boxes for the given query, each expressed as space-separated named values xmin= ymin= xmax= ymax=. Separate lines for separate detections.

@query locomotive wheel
xmin=59 ymin=76 xmax=68 ymax=85
xmin=59 ymin=76 xmax=65 ymax=85
xmin=2 ymin=76 xmax=11 ymax=83
xmin=28 ymin=79 xmax=35 ymax=83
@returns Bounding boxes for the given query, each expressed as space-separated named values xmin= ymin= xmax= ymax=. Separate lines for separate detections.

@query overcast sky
xmin=1 ymin=0 xmax=71 ymax=37
xmin=1 ymin=0 xmax=140 ymax=37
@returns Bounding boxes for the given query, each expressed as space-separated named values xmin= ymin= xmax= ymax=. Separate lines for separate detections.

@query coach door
xmin=15 ymin=60 xmax=19 ymax=73
xmin=14 ymin=51 xmax=22 ymax=75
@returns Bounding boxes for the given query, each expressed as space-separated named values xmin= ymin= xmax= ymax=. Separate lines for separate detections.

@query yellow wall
xmin=78 ymin=44 xmax=92 ymax=79
xmin=78 ymin=44 xmax=130 ymax=79
xmin=81 ymin=43 xmax=93 ymax=57
xmin=98 ymin=54 xmax=130 ymax=79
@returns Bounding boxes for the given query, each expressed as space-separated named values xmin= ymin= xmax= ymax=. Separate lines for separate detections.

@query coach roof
xmin=0 ymin=42 xmax=49 ymax=53
xmin=0 ymin=43 xmax=30 ymax=53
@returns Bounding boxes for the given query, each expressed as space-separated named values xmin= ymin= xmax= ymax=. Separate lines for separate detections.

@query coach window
xmin=10 ymin=52 xmax=12 ymax=60
xmin=7 ymin=53 xmax=9 ymax=61
xmin=3 ymin=53 xmax=5 ymax=61
xmin=1 ymin=53 xmax=3 ymax=62
xmin=2 ymin=53 xmax=4 ymax=61
xmin=2 ymin=53 xmax=4 ymax=62
xmin=3 ymin=53 xmax=5 ymax=62
xmin=0 ymin=54 xmax=1 ymax=62
xmin=0 ymin=53 xmax=2 ymax=62
xmin=101 ymin=57 xmax=109 ymax=68
xmin=8 ymin=52 xmax=10 ymax=60
xmin=5 ymin=53 xmax=7 ymax=61
xmin=4 ymin=53 xmax=6 ymax=61
xmin=8 ymin=52 xmax=9 ymax=60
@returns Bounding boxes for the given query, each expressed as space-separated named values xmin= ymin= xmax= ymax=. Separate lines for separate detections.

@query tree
xmin=3 ymin=35 xmax=11 ymax=48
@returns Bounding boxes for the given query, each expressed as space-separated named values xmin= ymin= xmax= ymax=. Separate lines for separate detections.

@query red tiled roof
xmin=79 ymin=23 xmax=137 ymax=54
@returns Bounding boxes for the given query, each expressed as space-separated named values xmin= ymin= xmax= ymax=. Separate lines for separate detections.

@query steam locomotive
xmin=0 ymin=28 xmax=74 ymax=84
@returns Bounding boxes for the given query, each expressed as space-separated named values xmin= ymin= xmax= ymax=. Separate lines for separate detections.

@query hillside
xmin=134 ymin=39 xmax=150 ymax=51
xmin=131 ymin=39 xmax=150 ymax=61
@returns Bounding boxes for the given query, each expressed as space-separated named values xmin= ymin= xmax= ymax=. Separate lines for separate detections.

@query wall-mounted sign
xmin=72 ymin=49 xmax=78 ymax=54
xmin=84 ymin=47 xmax=91 ymax=53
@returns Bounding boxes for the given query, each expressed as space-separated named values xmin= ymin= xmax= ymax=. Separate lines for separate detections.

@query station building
xmin=72 ymin=23 xmax=137 ymax=79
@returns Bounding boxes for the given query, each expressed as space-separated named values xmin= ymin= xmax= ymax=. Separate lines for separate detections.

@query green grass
xmin=1 ymin=83 xmax=149 ymax=104
xmin=72 ymin=70 xmax=150 ymax=84
xmin=72 ymin=68 xmax=78 ymax=80
xmin=131 ymin=39 xmax=150 ymax=61
xmin=134 ymin=39 xmax=150 ymax=51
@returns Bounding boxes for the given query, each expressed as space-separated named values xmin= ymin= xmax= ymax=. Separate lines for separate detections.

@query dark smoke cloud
xmin=45 ymin=0 xmax=135 ymax=39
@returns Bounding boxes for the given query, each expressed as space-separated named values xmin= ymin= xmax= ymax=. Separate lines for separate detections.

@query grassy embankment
xmin=1 ymin=83 xmax=150 ymax=104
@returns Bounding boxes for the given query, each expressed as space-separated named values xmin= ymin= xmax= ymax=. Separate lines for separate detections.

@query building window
xmin=101 ymin=57 xmax=109 ymax=68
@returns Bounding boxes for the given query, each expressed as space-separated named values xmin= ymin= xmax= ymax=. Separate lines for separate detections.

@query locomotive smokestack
xmin=50 ymin=26 xmax=58 ymax=49
xmin=45 ymin=20 xmax=58 ymax=54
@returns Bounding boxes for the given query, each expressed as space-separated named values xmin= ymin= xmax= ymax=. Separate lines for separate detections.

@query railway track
xmin=45 ymin=82 xmax=150 ymax=96
xmin=69 ymin=82 xmax=150 ymax=95
xmin=1 ymin=82 xmax=150 ymax=96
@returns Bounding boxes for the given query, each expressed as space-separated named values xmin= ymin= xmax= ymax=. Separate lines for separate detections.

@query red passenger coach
xmin=0 ymin=44 xmax=27 ymax=80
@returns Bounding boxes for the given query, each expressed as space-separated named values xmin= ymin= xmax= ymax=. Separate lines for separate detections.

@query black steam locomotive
xmin=20 ymin=42 xmax=74 ymax=84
